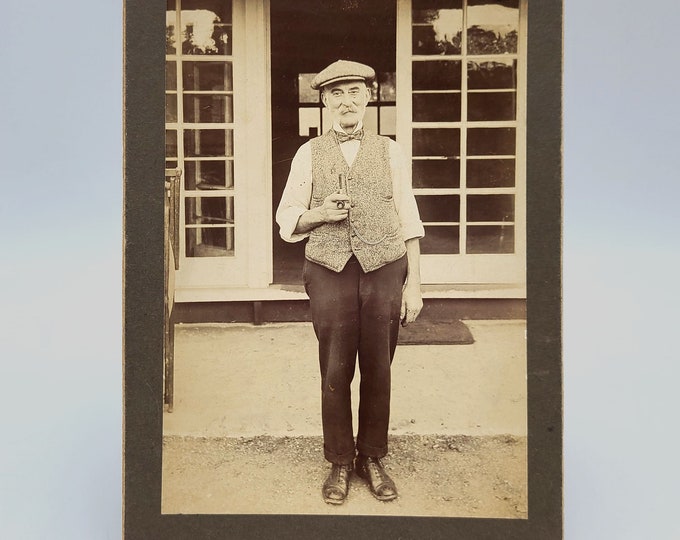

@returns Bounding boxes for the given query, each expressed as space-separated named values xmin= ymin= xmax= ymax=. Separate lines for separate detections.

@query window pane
xmin=413 ymin=128 xmax=460 ymax=157
xmin=380 ymin=106 xmax=397 ymax=136
xmin=182 ymin=61 xmax=233 ymax=91
xmin=298 ymin=74 xmax=320 ymax=103
xmin=166 ymin=130 xmax=177 ymax=157
xmin=363 ymin=107 xmax=378 ymax=134
xmin=467 ymin=128 xmax=515 ymax=155
xmin=182 ymin=0 xmax=231 ymax=22
xmin=185 ymin=160 xmax=234 ymax=190
xmin=299 ymin=108 xmax=320 ymax=137
xmin=468 ymin=60 xmax=516 ymax=89
xmin=412 ymin=2 xmax=463 ymax=55
xmin=466 ymin=225 xmax=514 ymax=253
xmin=379 ymin=72 xmax=397 ymax=102
xmin=183 ymin=129 xmax=233 ymax=156
xmin=180 ymin=0 xmax=232 ymax=55
xmin=321 ymin=108 xmax=331 ymax=134
xmin=186 ymin=227 xmax=234 ymax=257
xmin=166 ymin=61 xmax=177 ymax=90
xmin=416 ymin=194 xmax=460 ymax=222
xmin=468 ymin=92 xmax=516 ymax=121
xmin=183 ymin=94 xmax=233 ymax=123
xmin=467 ymin=194 xmax=514 ymax=222
xmin=466 ymin=158 xmax=515 ymax=187
xmin=166 ymin=1 xmax=177 ymax=54
xmin=467 ymin=0 xmax=519 ymax=55
xmin=413 ymin=93 xmax=461 ymax=122
xmin=166 ymin=159 xmax=178 ymax=169
xmin=413 ymin=159 xmax=460 ymax=188
xmin=185 ymin=196 xmax=233 ymax=224
xmin=166 ymin=95 xmax=178 ymax=122
xmin=413 ymin=60 xmax=461 ymax=90
xmin=421 ymin=226 xmax=460 ymax=254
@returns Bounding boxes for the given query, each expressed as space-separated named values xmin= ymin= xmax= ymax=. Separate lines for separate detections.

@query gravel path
xmin=162 ymin=434 xmax=527 ymax=518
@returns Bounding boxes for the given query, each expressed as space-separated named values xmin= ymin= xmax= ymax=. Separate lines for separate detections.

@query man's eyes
xmin=331 ymin=90 xmax=361 ymax=97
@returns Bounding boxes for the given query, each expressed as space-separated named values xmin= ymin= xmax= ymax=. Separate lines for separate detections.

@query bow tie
xmin=335 ymin=129 xmax=364 ymax=143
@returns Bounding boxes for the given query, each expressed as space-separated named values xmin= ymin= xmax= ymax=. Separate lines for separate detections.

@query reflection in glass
xmin=413 ymin=93 xmax=461 ymax=122
xmin=166 ymin=62 xmax=177 ymax=90
xmin=413 ymin=60 xmax=461 ymax=90
xmin=413 ymin=128 xmax=460 ymax=157
xmin=468 ymin=60 xmax=516 ymax=89
xmin=298 ymin=74 xmax=320 ymax=103
xmin=467 ymin=194 xmax=514 ymax=222
xmin=421 ymin=225 xmax=460 ymax=254
xmin=467 ymin=0 xmax=519 ymax=54
xmin=412 ymin=159 xmax=460 ymax=188
xmin=183 ymin=0 xmax=232 ymax=23
xmin=166 ymin=7 xmax=177 ymax=54
xmin=379 ymin=72 xmax=397 ymax=101
xmin=185 ymin=196 xmax=233 ymax=225
xmin=466 ymin=225 xmax=514 ymax=253
xmin=166 ymin=95 xmax=178 ymax=123
xmin=466 ymin=158 xmax=515 ymax=188
xmin=166 ymin=130 xmax=177 ymax=157
xmin=183 ymin=95 xmax=233 ymax=123
xmin=185 ymin=160 xmax=234 ymax=190
xmin=186 ymin=227 xmax=234 ymax=257
xmin=467 ymin=128 xmax=515 ymax=155
xmin=468 ymin=92 xmax=515 ymax=121
xmin=178 ymin=0 xmax=232 ymax=55
xmin=183 ymin=62 xmax=233 ymax=91
xmin=412 ymin=1 xmax=463 ymax=55
xmin=184 ymin=129 xmax=233 ymax=157
xmin=416 ymin=194 xmax=460 ymax=222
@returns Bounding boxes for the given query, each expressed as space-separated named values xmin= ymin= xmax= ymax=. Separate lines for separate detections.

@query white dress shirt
xmin=276 ymin=124 xmax=425 ymax=243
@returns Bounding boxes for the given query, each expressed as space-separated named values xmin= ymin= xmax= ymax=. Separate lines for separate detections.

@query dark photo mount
xmin=123 ymin=0 xmax=562 ymax=537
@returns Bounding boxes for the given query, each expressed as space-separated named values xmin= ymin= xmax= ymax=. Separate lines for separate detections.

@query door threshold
xmin=174 ymin=283 xmax=526 ymax=303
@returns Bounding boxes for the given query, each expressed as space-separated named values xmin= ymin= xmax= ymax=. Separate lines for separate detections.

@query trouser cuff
xmin=356 ymin=440 xmax=388 ymax=459
xmin=324 ymin=445 xmax=356 ymax=465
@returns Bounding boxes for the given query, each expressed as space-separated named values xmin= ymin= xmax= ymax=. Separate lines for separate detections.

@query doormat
xmin=397 ymin=319 xmax=474 ymax=345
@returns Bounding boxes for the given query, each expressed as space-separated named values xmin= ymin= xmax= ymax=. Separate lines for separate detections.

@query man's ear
xmin=321 ymin=91 xmax=328 ymax=107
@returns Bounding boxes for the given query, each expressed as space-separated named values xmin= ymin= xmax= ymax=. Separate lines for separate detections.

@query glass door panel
xmin=166 ymin=0 xmax=247 ymax=289
xmin=404 ymin=0 xmax=526 ymax=286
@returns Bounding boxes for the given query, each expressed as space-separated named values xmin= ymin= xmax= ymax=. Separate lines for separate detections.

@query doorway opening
xmin=270 ymin=0 xmax=397 ymax=284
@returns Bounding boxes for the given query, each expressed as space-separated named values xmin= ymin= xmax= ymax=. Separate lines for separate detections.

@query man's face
xmin=321 ymin=80 xmax=371 ymax=132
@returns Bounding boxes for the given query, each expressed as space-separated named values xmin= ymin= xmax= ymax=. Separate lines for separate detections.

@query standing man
xmin=276 ymin=59 xmax=424 ymax=505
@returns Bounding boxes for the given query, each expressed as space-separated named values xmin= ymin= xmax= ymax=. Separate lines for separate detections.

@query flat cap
xmin=310 ymin=59 xmax=376 ymax=90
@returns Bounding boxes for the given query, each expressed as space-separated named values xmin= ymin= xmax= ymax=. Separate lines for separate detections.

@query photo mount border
xmin=123 ymin=0 xmax=562 ymax=537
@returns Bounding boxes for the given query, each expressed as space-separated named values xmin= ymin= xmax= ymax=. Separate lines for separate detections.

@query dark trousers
xmin=303 ymin=255 xmax=408 ymax=465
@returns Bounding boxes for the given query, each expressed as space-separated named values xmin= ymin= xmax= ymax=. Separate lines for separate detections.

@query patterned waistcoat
xmin=305 ymin=130 xmax=406 ymax=273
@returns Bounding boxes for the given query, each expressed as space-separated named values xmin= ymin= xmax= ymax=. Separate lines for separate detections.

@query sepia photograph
xmin=125 ymin=0 xmax=561 ymax=536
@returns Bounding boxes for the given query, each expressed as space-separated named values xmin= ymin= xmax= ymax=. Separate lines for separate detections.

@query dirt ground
xmin=161 ymin=321 xmax=527 ymax=518
xmin=161 ymin=434 xmax=527 ymax=518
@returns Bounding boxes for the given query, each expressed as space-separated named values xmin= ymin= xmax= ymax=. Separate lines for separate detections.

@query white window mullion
xmin=460 ymin=0 xmax=469 ymax=256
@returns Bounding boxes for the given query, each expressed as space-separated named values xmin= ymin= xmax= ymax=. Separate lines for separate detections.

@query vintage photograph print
xmin=124 ymin=0 xmax=561 ymax=537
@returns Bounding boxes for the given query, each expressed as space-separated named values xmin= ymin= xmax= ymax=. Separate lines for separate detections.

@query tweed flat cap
xmin=310 ymin=60 xmax=376 ymax=90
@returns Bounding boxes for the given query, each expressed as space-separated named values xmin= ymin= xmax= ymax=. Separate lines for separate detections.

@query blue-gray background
xmin=1 ymin=0 xmax=678 ymax=538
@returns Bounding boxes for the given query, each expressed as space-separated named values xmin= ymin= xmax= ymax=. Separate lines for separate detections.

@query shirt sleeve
xmin=275 ymin=143 xmax=314 ymax=243
xmin=388 ymin=139 xmax=425 ymax=241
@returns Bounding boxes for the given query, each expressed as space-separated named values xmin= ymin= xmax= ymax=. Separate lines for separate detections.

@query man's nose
xmin=340 ymin=93 xmax=353 ymax=106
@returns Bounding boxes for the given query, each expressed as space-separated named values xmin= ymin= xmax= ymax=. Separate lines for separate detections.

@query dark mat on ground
xmin=397 ymin=319 xmax=474 ymax=345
